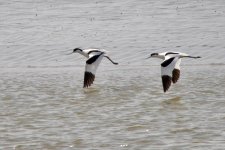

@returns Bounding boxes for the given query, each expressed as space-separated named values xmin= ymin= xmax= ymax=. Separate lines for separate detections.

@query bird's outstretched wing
xmin=83 ymin=53 xmax=104 ymax=88
xmin=172 ymin=58 xmax=181 ymax=83
xmin=161 ymin=57 xmax=181 ymax=92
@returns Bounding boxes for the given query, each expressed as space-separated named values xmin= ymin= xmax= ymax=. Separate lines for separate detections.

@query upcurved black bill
xmin=66 ymin=52 xmax=73 ymax=55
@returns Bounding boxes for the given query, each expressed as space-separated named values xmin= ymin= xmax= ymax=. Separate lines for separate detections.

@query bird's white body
xmin=77 ymin=49 xmax=108 ymax=58
xmin=154 ymin=52 xmax=189 ymax=60
xmin=150 ymin=51 xmax=201 ymax=92
xmin=71 ymin=48 xmax=118 ymax=88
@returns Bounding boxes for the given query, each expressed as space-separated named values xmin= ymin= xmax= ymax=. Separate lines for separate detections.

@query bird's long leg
xmin=184 ymin=56 xmax=201 ymax=59
xmin=104 ymin=56 xmax=119 ymax=65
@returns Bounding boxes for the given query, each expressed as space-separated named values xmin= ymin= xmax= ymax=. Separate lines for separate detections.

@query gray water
xmin=1 ymin=0 xmax=225 ymax=149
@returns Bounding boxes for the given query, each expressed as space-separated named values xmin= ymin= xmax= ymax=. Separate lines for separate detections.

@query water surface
xmin=0 ymin=0 xmax=225 ymax=149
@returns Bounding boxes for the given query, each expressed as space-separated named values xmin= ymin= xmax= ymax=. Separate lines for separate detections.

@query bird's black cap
xmin=73 ymin=48 xmax=82 ymax=52
xmin=151 ymin=53 xmax=158 ymax=56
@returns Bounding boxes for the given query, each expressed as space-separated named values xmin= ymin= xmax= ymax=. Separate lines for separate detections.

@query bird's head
xmin=146 ymin=53 xmax=159 ymax=59
xmin=73 ymin=48 xmax=82 ymax=53
xmin=150 ymin=53 xmax=159 ymax=57
xmin=66 ymin=48 xmax=83 ymax=55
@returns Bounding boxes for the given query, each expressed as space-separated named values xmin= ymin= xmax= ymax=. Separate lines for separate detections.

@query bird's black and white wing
xmin=172 ymin=58 xmax=181 ymax=83
xmin=161 ymin=57 xmax=180 ymax=92
xmin=83 ymin=53 xmax=104 ymax=88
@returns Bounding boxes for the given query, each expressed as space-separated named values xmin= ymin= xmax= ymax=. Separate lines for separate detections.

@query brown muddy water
xmin=0 ymin=0 xmax=225 ymax=149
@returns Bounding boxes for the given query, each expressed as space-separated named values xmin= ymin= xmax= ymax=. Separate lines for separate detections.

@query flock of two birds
xmin=68 ymin=48 xmax=201 ymax=92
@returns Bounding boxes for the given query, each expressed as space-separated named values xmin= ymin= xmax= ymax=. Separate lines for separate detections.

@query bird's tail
xmin=101 ymin=49 xmax=109 ymax=54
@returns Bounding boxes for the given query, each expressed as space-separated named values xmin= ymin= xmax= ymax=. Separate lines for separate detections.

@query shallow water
xmin=1 ymin=0 xmax=225 ymax=149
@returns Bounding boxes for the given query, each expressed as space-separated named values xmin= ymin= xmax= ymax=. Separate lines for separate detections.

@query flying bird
xmin=68 ymin=48 xmax=118 ymax=88
xmin=147 ymin=52 xmax=201 ymax=92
